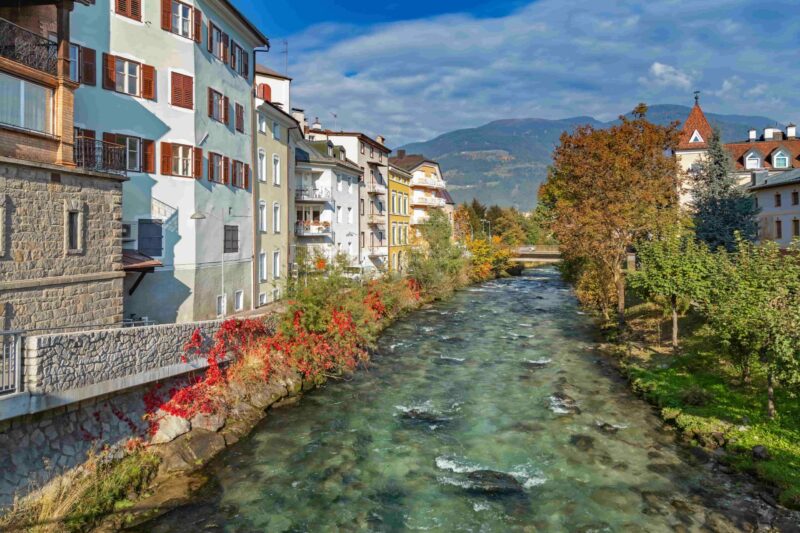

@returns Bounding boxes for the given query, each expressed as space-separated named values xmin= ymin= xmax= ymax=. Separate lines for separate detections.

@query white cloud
xmin=261 ymin=0 xmax=799 ymax=146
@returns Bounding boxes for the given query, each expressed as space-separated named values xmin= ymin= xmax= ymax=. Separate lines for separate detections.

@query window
xmin=171 ymin=72 xmax=193 ymax=109
xmin=208 ymin=88 xmax=225 ymax=122
xmin=138 ymin=219 xmax=163 ymax=257
xmin=792 ymin=191 xmax=799 ymax=206
xmin=216 ymin=295 xmax=226 ymax=317
xmin=115 ymin=58 xmax=139 ymax=96
xmin=171 ymin=0 xmax=191 ymax=38
xmin=234 ymin=290 xmax=244 ymax=312
xmin=67 ymin=211 xmax=80 ymax=251
xmin=120 ymin=135 xmax=141 ymax=171
xmin=272 ymin=121 xmax=280 ymax=140
xmin=0 ymin=72 xmax=53 ymax=134
xmin=171 ymin=144 xmax=193 ymax=177
xmin=209 ymin=23 xmax=227 ymax=62
xmin=273 ymin=203 xmax=281 ymax=233
xmin=775 ymin=193 xmax=782 ymax=207
xmin=360 ymin=142 xmax=365 ymax=154
xmin=337 ymin=174 xmax=343 ymax=192
xmin=258 ymin=112 xmax=267 ymax=134
xmin=272 ymin=288 xmax=280 ymax=302
xmin=370 ymin=146 xmax=374 ymax=157
xmin=115 ymin=0 xmax=141 ymax=20
xmin=776 ymin=220 xmax=783 ymax=240
xmin=209 ymin=152 xmax=224 ymax=182
xmin=348 ymin=178 xmax=353 ymax=194
xmin=360 ymin=231 xmax=365 ymax=248
xmin=224 ymin=225 xmax=239 ymax=253
xmin=259 ymin=201 xmax=267 ymax=232
xmin=337 ymin=206 xmax=343 ymax=223
xmin=273 ymin=250 xmax=281 ymax=279
xmin=392 ymin=223 xmax=397 ymax=245
xmin=230 ymin=42 xmax=247 ymax=77
xmin=347 ymin=207 xmax=353 ymax=224
xmin=774 ymin=151 xmax=790 ymax=169
xmin=392 ymin=191 xmax=397 ymax=213
xmin=259 ymin=293 xmax=268 ymax=306
xmin=688 ymin=130 xmax=703 ymax=143
xmin=235 ymin=102 xmax=244 ymax=132
xmin=272 ymin=155 xmax=281 ymax=185
xmin=258 ymin=150 xmax=267 ymax=181
xmin=360 ymin=199 xmax=365 ymax=216
xmin=259 ymin=252 xmax=267 ymax=281
xmin=69 ymin=43 xmax=80 ymax=82
xmin=794 ymin=219 xmax=800 ymax=238
xmin=745 ymin=154 xmax=761 ymax=170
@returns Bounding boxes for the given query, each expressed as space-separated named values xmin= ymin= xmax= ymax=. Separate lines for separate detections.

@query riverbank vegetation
xmin=541 ymin=106 xmax=800 ymax=508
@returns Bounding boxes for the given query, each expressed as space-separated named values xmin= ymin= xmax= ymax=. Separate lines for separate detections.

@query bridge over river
xmin=511 ymin=245 xmax=562 ymax=264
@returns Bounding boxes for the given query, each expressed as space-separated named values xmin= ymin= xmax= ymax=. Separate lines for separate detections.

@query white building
xmin=292 ymin=139 xmax=362 ymax=268
xmin=71 ymin=0 xmax=268 ymax=323
xmin=389 ymin=151 xmax=448 ymax=231
xmin=750 ymin=169 xmax=800 ymax=249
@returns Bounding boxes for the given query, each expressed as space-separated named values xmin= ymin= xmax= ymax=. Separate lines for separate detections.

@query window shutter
xmin=223 ymin=156 xmax=230 ymax=184
xmin=244 ymin=164 xmax=250 ymax=189
xmin=143 ymin=139 xmax=155 ymax=173
xmin=161 ymin=0 xmax=171 ymax=31
xmin=102 ymin=53 xmax=116 ymax=90
xmin=259 ymin=83 xmax=271 ymax=102
xmin=207 ymin=20 xmax=213 ymax=52
xmin=223 ymin=96 xmax=229 ymax=125
xmin=130 ymin=0 xmax=141 ymax=20
xmin=161 ymin=142 xmax=172 ymax=175
xmin=170 ymin=72 xmax=179 ymax=106
xmin=193 ymin=8 xmax=201 ymax=43
xmin=80 ymin=46 xmax=96 ymax=86
xmin=193 ymin=147 xmax=202 ymax=179
xmin=230 ymin=39 xmax=237 ymax=70
xmin=184 ymin=75 xmax=193 ymax=109
xmin=116 ymin=0 xmax=127 ymax=16
xmin=207 ymin=87 xmax=213 ymax=117
xmin=141 ymin=64 xmax=156 ymax=100
xmin=242 ymin=52 xmax=249 ymax=78
xmin=208 ymin=153 xmax=215 ymax=181
xmin=222 ymin=33 xmax=229 ymax=64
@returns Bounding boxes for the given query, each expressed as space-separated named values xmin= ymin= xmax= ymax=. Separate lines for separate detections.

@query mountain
xmin=398 ymin=104 xmax=783 ymax=210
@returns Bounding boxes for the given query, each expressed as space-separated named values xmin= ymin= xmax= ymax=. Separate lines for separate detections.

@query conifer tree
xmin=691 ymin=129 xmax=759 ymax=251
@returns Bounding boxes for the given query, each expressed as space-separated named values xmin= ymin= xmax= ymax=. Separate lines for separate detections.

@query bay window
xmin=0 ymin=72 xmax=52 ymax=134
xmin=171 ymin=144 xmax=192 ymax=177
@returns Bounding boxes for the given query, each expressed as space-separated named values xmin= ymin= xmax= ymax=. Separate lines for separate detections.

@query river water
xmin=141 ymin=268 xmax=796 ymax=532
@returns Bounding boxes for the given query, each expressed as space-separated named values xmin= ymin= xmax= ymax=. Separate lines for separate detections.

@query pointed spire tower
xmin=677 ymin=91 xmax=713 ymax=151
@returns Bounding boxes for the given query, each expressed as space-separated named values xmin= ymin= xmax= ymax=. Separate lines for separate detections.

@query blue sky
xmin=232 ymin=0 xmax=799 ymax=147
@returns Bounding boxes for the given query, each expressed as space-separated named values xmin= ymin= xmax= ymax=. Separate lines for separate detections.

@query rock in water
xmin=400 ymin=409 xmax=450 ymax=425
xmin=465 ymin=470 xmax=525 ymax=494
xmin=595 ymin=422 xmax=619 ymax=435
xmin=570 ymin=434 xmax=595 ymax=451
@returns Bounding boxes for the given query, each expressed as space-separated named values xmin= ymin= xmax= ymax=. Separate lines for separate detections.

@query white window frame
xmin=234 ymin=290 xmax=244 ymax=312
xmin=337 ymin=205 xmax=343 ymax=223
xmin=211 ymin=24 xmax=224 ymax=61
xmin=689 ymin=130 xmax=703 ymax=144
xmin=118 ymin=135 xmax=141 ymax=172
xmin=114 ymin=57 xmax=140 ymax=96
xmin=259 ymin=251 xmax=268 ymax=282
xmin=258 ymin=149 xmax=267 ymax=182
xmin=347 ymin=207 xmax=353 ymax=224
xmin=259 ymin=292 xmax=268 ymax=306
xmin=171 ymin=0 xmax=192 ymax=39
xmin=209 ymin=152 xmax=223 ymax=182
xmin=171 ymin=143 xmax=192 ymax=177
xmin=272 ymin=121 xmax=280 ymax=140
xmin=272 ymin=154 xmax=281 ymax=185
xmin=273 ymin=250 xmax=281 ymax=279
xmin=257 ymin=112 xmax=267 ymax=134
xmin=773 ymin=150 xmax=790 ymax=169
xmin=210 ymin=89 xmax=224 ymax=122
xmin=216 ymin=294 xmax=226 ymax=317
xmin=273 ymin=202 xmax=281 ymax=233
xmin=745 ymin=154 xmax=761 ymax=170
xmin=259 ymin=200 xmax=267 ymax=232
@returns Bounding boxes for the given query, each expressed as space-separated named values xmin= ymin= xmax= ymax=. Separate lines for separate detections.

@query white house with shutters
xmin=69 ymin=0 xmax=268 ymax=323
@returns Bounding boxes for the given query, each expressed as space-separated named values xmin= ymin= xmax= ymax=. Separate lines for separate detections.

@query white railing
xmin=411 ymin=176 xmax=446 ymax=189
xmin=411 ymin=196 xmax=446 ymax=208
xmin=366 ymin=182 xmax=388 ymax=195
xmin=368 ymin=246 xmax=388 ymax=257
xmin=367 ymin=212 xmax=386 ymax=225
xmin=0 ymin=331 xmax=23 ymax=397
xmin=295 ymin=222 xmax=332 ymax=236
xmin=295 ymin=188 xmax=331 ymax=202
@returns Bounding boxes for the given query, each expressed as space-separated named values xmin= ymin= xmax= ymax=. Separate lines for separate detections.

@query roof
xmin=217 ymin=0 xmax=269 ymax=47
xmin=123 ymin=250 xmax=162 ymax=272
xmin=256 ymin=100 xmax=299 ymax=128
xmin=389 ymin=153 xmax=438 ymax=172
xmin=726 ymin=139 xmax=800 ymax=171
xmin=749 ymin=168 xmax=800 ymax=191
xmin=439 ymin=189 xmax=455 ymax=205
xmin=298 ymin=140 xmax=362 ymax=173
xmin=677 ymin=103 xmax=714 ymax=151
xmin=254 ymin=64 xmax=292 ymax=81
xmin=306 ymin=129 xmax=390 ymax=153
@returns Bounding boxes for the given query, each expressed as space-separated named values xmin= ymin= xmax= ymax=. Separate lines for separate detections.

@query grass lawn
xmin=606 ymin=302 xmax=800 ymax=509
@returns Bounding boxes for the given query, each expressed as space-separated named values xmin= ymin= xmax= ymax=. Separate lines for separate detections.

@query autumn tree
xmin=542 ymin=104 xmax=680 ymax=325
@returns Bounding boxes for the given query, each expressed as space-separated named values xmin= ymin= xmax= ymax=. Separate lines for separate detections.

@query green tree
xmin=407 ymin=208 xmax=466 ymax=298
xmin=628 ymin=229 xmax=712 ymax=349
xmin=691 ymin=129 xmax=759 ymax=251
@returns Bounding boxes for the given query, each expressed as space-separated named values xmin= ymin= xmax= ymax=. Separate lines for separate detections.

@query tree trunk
xmin=671 ymin=294 xmax=679 ymax=350
xmin=767 ymin=367 xmax=776 ymax=420
xmin=616 ymin=273 xmax=626 ymax=328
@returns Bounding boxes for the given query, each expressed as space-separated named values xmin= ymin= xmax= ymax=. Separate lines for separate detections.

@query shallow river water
xmin=142 ymin=268 xmax=798 ymax=532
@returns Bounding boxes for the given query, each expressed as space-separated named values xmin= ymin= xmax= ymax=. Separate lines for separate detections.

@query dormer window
xmin=773 ymin=149 xmax=790 ymax=169
xmin=745 ymin=152 xmax=761 ymax=170
xmin=689 ymin=130 xmax=704 ymax=143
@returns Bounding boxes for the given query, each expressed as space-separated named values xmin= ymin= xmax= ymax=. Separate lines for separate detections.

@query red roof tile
xmin=726 ymin=139 xmax=800 ymax=170
xmin=677 ymin=104 xmax=714 ymax=150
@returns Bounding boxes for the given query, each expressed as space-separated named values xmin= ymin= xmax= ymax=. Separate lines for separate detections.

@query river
xmin=140 ymin=268 xmax=797 ymax=532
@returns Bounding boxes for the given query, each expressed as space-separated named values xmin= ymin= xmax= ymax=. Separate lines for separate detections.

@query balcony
xmin=367 ymin=211 xmax=386 ymax=225
xmin=0 ymin=18 xmax=58 ymax=76
xmin=410 ymin=195 xmax=446 ymax=208
xmin=295 ymin=222 xmax=332 ymax=237
xmin=411 ymin=214 xmax=429 ymax=225
xmin=295 ymin=188 xmax=331 ymax=202
xmin=366 ymin=181 xmax=387 ymax=195
xmin=74 ymin=137 xmax=127 ymax=175
xmin=367 ymin=245 xmax=388 ymax=257
xmin=411 ymin=175 xmax=446 ymax=189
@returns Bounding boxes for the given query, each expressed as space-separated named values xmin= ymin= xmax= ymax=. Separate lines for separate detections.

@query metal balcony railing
xmin=0 ymin=18 xmax=58 ymax=76
xmin=295 ymin=188 xmax=331 ymax=202
xmin=74 ymin=137 xmax=127 ymax=175
xmin=295 ymin=222 xmax=332 ymax=236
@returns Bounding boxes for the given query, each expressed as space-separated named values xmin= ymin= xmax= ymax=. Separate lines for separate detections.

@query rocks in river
xmin=548 ymin=392 xmax=581 ymax=415
xmin=399 ymin=409 xmax=450 ymax=425
xmin=464 ymin=470 xmax=525 ymax=494
xmin=435 ymin=355 xmax=466 ymax=365
xmin=752 ymin=445 xmax=771 ymax=461
xmin=522 ymin=358 xmax=551 ymax=369
xmin=595 ymin=421 xmax=620 ymax=435
xmin=569 ymin=434 xmax=595 ymax=451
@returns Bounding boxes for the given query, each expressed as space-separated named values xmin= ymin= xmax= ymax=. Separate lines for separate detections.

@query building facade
xmin=674 ymin=100 xmax=715 ymax=206
xmin=0 ymin=2 xmax=129 ymax=333
xmin=68 ymin=0 xmax=267 ymax=324
xmin=253 ymin=66 xmax=298 ymax=307
xmin=388 ymin=165 xmax=411 ymax=273
xmin=389 ymin=151 xmax=448 ymax=234
xmin=293 ymin=139 xmax=362 ymax=269
xmin=750 ymin=169 xmax=800 ymax=248
xmin=306 ymin=126 xmax=391 ymax=272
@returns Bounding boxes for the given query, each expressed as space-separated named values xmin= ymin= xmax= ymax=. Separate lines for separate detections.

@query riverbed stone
xmin=751 ymin=445 xmax=771 ymax=461
xmin=464 ymin=470 xmax=524 ymax=494
xmin=185 ymin=430 xmax=226 ymax=463
xmin=151 ymin=413 xmax=191 ymax=445
xmin=569 ymin=434 xmax=595 ymax=451
xmin=191 ymin=412 xmax=226 ymax=433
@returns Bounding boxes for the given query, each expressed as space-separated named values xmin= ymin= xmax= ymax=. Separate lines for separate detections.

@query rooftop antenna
xmin=282 ymin=40 xmax=289 ymax=76
xmin=694 ymin=90 xmax=700 ymax=105
xmin=330 ymin=112 xmax=338 ymax=131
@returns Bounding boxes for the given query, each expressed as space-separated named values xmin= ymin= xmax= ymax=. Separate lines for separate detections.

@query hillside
xmin=398 ymin=105 xmax=782 ymax=209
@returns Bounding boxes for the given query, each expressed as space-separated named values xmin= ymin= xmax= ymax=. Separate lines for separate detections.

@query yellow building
xmin=388 ymin=165 xmax=412 ymax=273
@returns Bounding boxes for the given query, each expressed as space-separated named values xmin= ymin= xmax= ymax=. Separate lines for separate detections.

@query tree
xmin=703 ymin=239 xmax=800 ymax=418
xmin=407 ymin=208 xmax=466 ymax=298
xmin=542 ymin=104 xmax=680 ymax=325
xmin=493 ymin=209 xmax=527 ymax=246
xmin=691 ymin=129 xmax=759 ymax=251
xmin=628 ymin=229 xmax=712 ymax=349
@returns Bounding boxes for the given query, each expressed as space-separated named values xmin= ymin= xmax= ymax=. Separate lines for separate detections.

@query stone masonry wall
xmin=26 ymin=319 xmax=225 ymax=394
xmin=0 ymin=158 xmax=125 ymax=332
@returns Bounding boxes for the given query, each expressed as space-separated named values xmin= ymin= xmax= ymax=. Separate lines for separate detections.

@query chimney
xmin=291 ymin=108 xmax=307 ymax=132
xmin=788 ymin=124 xmax=797 ymax=139
xmin=311 ymin=117 xmax=322 ymax=130
xmin=376 ymin=135 xmax=385 ymax=145
xmin=774 ymin=131 xmax=785 ymax=141
xmin=764 ymin=127 xmax=774 ymax=140
xmin=749 ymin=128 xmax=757 ymax=142
xmin=396 ymin=149 xmax=406 ymax=159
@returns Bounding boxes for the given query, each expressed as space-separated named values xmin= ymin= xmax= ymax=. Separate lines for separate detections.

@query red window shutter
xmin=208 ymin=153 xmax=215 ymax=181
xmin=259 ymin=83 xmax=271 ymax=102
xmin=130 ymin=0 xmax=141 ymax=20
xmin=102 ymin=53 xmax=116 ymax=90
xmin=80 ymin=46 xmax=96 ymax=86
xmin=222 ymin=33 xmax=229 ymax=64
xmin=242 ymin=52 xmax=248 ymax=78
xmin=207 ymin=21 xmax=213 ymax=52
xmin=223 ymin=96 xmax=229 ymax=125
xmin=141 ymin=64 xmax=156 ymax=100
xmin=207 ymin=87 xmax=213 ymax=117
xmin=143 ymin=139 xmax=155 ymax=173
xmin=193 ymin=147 xmax=202 ymax=179
xmin=193 ymin=8 xmax=201 ymax=43
xmin=161 ymin=142 xmax=172 ymax=175
xmin=223 ymin=156 xmax=230 ymax=184
xmin=184 ymin=75 xmax=193 ymax=109
xmin=170 ymin=72 xmax=179 ymax=106
xmin=161 ymin=0 xmax=171 ymax=31
xmin=244 ymin=164 xmax=250 ymax=189
xmin=116 ymin=0 xmax=127 ymax=16
xmin=230 ymin=40 xmax=237 ymax=70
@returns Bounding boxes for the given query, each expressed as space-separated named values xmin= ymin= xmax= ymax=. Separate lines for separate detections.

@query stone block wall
xmin=0 ymin=158 xmax=126 ymax=332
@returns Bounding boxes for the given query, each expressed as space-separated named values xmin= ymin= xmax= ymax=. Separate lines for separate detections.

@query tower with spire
xmin=674 ymin=92 xmax=714 ymax=205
